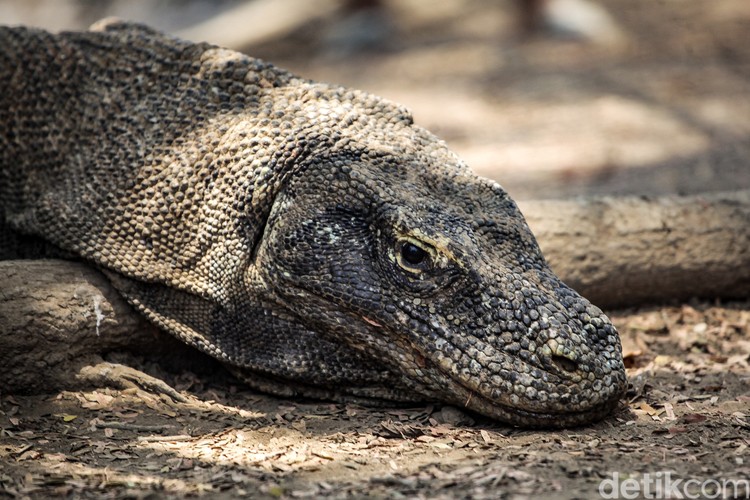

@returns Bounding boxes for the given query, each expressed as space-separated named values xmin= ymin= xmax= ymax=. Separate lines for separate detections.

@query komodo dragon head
xmin=227 ymin=83 xmax=628 ymax=428
xmin=232 ymin=106 xmax=627 ymax=427
xmin=17 ymin=23 xmax=625 ymax=427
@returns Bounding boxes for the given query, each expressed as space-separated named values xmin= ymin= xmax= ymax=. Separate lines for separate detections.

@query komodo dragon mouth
xmin=246 ymin=278 xmax=627 ymax=429
xmin=406 ymin=345 xmax=625 ymax=428
xmin=405 ymin=344 xmax=625 ymax=429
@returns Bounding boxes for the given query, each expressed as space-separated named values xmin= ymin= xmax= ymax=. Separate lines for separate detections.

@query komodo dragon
xmin=0 ymin=20 xmax=626 ymax=427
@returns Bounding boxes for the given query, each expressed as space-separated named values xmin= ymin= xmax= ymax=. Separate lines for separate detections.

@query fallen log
xmin=519 ymin=189 xmax=750 ymax=308
xmin=0 ymin=260 xmax=199 ymax=392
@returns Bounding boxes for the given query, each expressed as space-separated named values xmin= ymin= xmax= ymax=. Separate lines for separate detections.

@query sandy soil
xmin=1 ymin=0 xmax=749 ymax=498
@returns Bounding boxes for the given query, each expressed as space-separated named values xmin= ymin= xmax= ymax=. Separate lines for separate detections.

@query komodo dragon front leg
xmin=0 ymin=20 xmax=627 ymax=427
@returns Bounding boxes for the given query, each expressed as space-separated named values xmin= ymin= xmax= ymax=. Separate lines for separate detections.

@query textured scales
xmin=0 ymin=20 xmax=626 ymax=427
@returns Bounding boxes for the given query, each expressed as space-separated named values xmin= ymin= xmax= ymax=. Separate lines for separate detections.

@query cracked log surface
xmin=1 ymin=190 xmax=748 ymax=391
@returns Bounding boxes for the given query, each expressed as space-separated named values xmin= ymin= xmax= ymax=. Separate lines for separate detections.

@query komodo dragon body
xmin=0 ymin=20 xmax=626 ymax=427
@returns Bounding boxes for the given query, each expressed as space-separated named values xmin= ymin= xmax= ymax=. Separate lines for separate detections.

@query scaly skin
xmin=0 ymin=20 xmax=626 ymax=427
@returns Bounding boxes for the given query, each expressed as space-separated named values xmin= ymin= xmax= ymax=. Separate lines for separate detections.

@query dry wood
xmin=519 ymin=189 xmax=750 ymax=308
xmin=0 ymin=260 xmax=172 ymax=392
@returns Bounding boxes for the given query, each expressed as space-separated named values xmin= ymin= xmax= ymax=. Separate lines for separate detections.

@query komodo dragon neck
xmin=0 ymin=19 xmax=626 ymax=427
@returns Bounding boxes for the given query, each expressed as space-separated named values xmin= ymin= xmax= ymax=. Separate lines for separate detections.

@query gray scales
xmin=0 ymin=20 xmax=626 ymax=427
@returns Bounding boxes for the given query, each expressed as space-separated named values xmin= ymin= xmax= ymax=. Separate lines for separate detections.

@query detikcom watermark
xmin=598 ymin=471 xmax=749 ymax=499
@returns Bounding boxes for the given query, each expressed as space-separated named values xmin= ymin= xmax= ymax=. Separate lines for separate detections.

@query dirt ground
xmin=1 ymin=301 xmax=749 ymax=498
xmin=1 ymin=0 xmax=750 ymax=498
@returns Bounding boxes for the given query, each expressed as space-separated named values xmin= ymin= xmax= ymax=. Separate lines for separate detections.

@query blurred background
xmin=2 ymin=0 xmax=749 ymax=201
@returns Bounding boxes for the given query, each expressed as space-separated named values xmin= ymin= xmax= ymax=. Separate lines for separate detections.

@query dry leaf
xmin=682 ymin=413 xmax=707 ymax=424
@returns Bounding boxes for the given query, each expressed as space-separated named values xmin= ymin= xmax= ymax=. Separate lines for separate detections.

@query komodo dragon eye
xmin=401 ymin=242 xmax=427 ymax=265
xmin=395 ymin=238 xmax=434 ymax=273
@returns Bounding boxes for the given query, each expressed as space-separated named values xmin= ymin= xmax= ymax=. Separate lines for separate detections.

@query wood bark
xmin=0 ymin=260 xmax=192 ymax=392
xmin=518 ymin=189 xmax=750 ymax=308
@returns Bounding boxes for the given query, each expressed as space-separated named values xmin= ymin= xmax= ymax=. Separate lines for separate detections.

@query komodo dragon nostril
xmin=551 ymin=355 xmax=578 ymax=373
